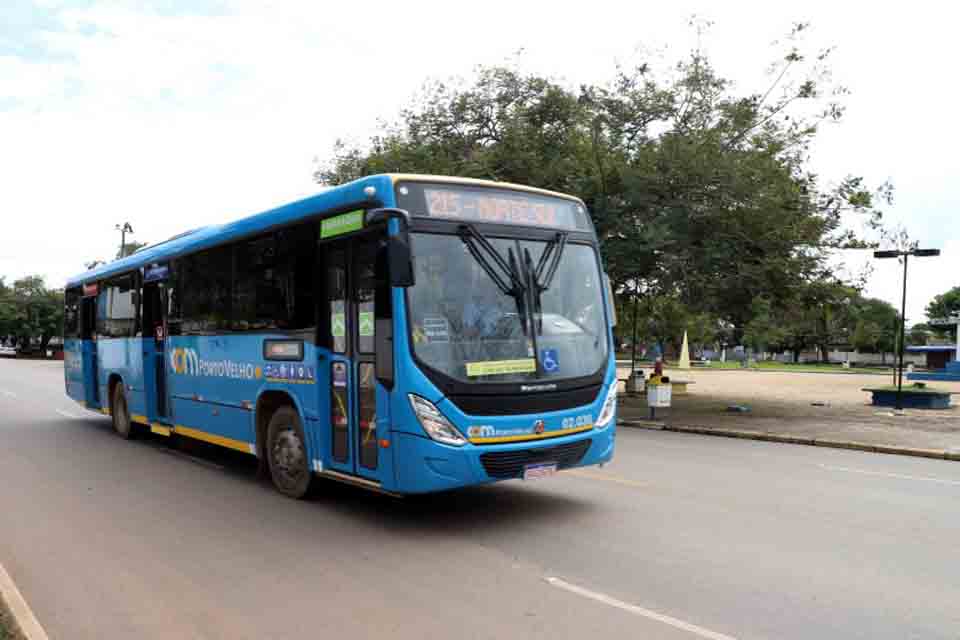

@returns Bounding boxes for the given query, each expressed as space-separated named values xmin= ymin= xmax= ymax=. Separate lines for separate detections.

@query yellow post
xmin=678 ymin=330 xmax=691 ymax=370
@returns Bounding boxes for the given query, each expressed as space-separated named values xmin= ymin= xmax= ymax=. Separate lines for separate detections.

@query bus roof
xmin=66 ymin=173 xmax=583 ymax=287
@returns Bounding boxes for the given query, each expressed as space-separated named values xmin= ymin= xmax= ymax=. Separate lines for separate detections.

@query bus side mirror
xmin=388 ymin=235 xmax=415 ymax=288
xmin=604 ymin=273 xmax=617 ymax=327
xmin=366 ymin=208 xmax=415 ymax=288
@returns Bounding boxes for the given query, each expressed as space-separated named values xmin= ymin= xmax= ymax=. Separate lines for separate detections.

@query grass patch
xmin=692 ymin=361 xmax=893 ymax=375
xmin=618 ymin=358 xmax=895 ymax=374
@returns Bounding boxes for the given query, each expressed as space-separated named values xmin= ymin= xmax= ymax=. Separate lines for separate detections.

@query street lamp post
xmin=874 ymin=247 xmax=941 ymax=410
xmin=115 ymin=222 xmax=134 ymax=258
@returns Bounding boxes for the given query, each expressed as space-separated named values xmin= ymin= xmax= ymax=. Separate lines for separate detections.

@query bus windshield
xmin=408 ymin=232 xmax=608 ymax=383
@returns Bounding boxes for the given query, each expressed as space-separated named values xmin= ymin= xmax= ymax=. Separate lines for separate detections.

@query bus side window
xmin=98 ymin=274 xmax=137 ymax=339
xmin=64 ymin=287 xmax=81 ymax=339
xmin=327 ymin=250 xmax=347 ymax=353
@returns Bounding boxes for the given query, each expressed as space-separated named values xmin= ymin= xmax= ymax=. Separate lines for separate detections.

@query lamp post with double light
xmin=115 ymin=222 xmax=134 ymax=258
xmin=873 ymin=247 xmax=941 ymax=410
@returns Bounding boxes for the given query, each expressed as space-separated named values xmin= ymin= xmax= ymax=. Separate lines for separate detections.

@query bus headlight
xmin=408 ymin=394 xmax=467 ymax=447
xmin=595 ymin=384 xmax=618 ymax=429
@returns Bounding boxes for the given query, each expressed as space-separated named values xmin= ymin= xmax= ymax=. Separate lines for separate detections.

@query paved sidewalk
xmin=617 ymin=368 xmax=960 ymax=455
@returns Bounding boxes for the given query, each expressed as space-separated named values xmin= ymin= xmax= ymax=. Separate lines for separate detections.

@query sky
xmin=1 ymin=0 xmax=958 ymax=325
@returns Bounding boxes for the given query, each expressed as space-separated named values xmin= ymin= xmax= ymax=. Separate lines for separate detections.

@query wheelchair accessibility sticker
xmin=540 ymin=348 xmax=559 ymax=373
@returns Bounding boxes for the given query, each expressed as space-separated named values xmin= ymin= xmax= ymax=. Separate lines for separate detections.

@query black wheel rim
xmin=271 ymin=425 xmax=306 ymax=492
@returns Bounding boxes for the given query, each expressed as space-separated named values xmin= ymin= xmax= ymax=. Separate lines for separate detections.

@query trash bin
xmin=647 ymin=382 xmax=672 ymax=408
xmin=626 ymin=371 xmax=645 ymax=394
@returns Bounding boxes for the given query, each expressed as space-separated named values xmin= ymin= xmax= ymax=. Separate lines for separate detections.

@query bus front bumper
xmin=392 ymin=426 xmax=616 ymax=494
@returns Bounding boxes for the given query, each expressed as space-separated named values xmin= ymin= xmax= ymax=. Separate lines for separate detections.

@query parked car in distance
xmin=0 ymin=345 xmax=17 ymax=358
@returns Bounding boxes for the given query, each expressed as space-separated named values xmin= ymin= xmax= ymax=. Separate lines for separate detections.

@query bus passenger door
xmin=351 ymin=238 xmax=383 ymax=481
xmin=323 ymin=233 xmax=390 ymax=484
xmin=141 ymin=277 xmax=170 ymax=422
xmin=80 ymin=293 xmax=100 ymax=408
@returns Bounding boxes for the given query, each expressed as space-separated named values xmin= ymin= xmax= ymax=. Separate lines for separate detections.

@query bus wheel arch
xmin=254 ymin=392 xmax=305 ymax=473
xmin=256 ymin=392 xmax=315 ymax=499
xmin=108 ymin=374 xmax=139 ymax=439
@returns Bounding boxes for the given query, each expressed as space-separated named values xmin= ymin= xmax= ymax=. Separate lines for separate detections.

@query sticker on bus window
xmin=423 ymin=317 xmax=449 ymax=343
xmin=358 ymin=311 xmax=374 ymax=337
xmin=540 ymin=348 xmax=560 ymax=373
xmin=465 ymin=359 xmax=536 ymax=377
xmin=332 ymin=362 xmax=347 ymax=387
xmin=331 ymin=313 xmax=346 ymax=337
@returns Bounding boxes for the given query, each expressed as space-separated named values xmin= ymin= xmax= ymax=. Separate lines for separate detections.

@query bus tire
xmin=266 ymin=406 xmax=315 ymax=499
xmin=111 ymin=383 xmax=138 ymax=440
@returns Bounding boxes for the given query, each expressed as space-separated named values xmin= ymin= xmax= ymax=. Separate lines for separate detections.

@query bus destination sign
xmin=410 ymin=185 xmax=587 ymax=231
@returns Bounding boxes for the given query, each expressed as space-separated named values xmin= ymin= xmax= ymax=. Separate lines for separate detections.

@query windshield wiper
xmin=457 ymin=224 xmax=531 ymax=335
xmin=523 ymin=247 xmax=543 ymax=334
xmin=533 ymin=231 xmax=567 ymax=293
xmin=523 ymin=232 xmax=568 ymax=335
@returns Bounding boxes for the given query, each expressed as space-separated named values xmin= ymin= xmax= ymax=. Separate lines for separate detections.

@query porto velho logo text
xmin=169 ymin=348 xmax=262 ymax=380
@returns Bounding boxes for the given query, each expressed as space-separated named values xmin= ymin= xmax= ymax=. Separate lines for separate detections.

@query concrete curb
xmin=617 ymin=419 xmax=666 ymax=430
xmin=0 ymin=563 xmax=49 ymax=640
xmin=618 ymin=420 xmax=960 ymax=462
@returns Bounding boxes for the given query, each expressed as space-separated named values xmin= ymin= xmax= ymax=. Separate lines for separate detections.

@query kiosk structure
xmin=908 ymin=316 xmax=960 ymax=383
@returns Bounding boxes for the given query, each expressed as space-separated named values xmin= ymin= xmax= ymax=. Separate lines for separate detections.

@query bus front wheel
xmin=266 ymin=406 xmax=315 ymax=499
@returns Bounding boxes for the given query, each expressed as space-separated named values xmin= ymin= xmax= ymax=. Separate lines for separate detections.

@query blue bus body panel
xmin=97 ymin=338 xmax=146 ymax=417
xmin=64 ymin=338 xmax=85 ymax=403
xmin=165 ymin=334 xmax=325 ymax=452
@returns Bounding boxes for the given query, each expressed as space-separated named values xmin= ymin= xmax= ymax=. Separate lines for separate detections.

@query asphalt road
xmin=1 ymin=359 xmax=959 ymax=640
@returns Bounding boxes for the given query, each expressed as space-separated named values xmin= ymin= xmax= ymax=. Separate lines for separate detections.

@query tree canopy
xmin=0 ymin=275 xmax=63 ymax=351
xmin=317 ymin=23 xmax=890 ymax=352
xmin=926 ymin=286 xmax=960 ymax=340
xmin=926 ymin=286 xmax=960 ymax=322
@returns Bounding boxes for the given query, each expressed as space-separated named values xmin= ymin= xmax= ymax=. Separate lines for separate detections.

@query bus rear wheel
xmin=111 ymin=383 xmax=138 ymax=440
xmin=266 ymin=406 xmax=315 ymax=499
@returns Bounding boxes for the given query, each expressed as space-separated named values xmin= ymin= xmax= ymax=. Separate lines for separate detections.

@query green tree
xmin=4 ymin=276 xmax=63 ymax=353
xmin=117 ymin=241 xmax=148 ymax=259
xmin=908 ymin=323 xmax=931 ymax=346
xmin=0 ymin=277 xmax=16 ymax=339
xmin=742 ymin=296 xmax=787 ymax=355
xmin=926 ymin=286 xmax=960 ymax=340
xmin=318 ymin=23 xmax=887 ymax=338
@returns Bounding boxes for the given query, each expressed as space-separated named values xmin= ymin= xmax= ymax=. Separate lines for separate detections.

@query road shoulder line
xmin=0 ymin=563 xmax=50 ymax=640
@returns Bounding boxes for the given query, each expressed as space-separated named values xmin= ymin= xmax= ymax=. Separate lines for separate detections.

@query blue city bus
xmin=63 ymin=174 xmax=618 ymax=497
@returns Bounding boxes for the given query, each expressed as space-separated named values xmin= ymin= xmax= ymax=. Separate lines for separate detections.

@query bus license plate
xmin=523 ymin=462 xmax=558 ymax=480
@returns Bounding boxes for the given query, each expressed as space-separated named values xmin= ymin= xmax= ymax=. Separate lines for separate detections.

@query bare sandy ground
xmin=617 ymin=367 xmax=960 ymax=451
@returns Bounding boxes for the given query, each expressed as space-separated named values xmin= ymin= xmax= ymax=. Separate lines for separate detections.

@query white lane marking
xmin=545 ymin=577 xmax=738 ymax=640
xmin=819 ymin=464 xmax=960 ymax=487
xmin=55 ymin=409 xmax=81 ymax=419
xmin=0 ymin=562 xmax=51 ymax=640
xmin=0 ymin=390 xmax=16 ymax=398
